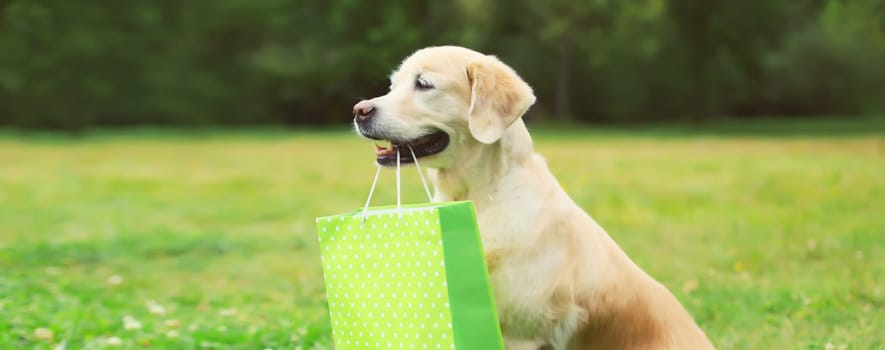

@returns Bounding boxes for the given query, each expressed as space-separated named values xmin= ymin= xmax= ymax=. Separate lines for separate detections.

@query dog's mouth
xmin=373 ymin=131 xmax=449 ymax=166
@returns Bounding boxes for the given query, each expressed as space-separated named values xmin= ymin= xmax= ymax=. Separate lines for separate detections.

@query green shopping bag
xmin=315 ymin=152 xmax=504 ymax=350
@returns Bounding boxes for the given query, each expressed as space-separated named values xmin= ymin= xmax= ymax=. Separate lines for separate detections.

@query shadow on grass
xmin=0 ymin=231 xmax=308 ymax=268
xmin=1 ymin=116 xmax=883 ymax=143
xmin=525 ymin=116 xmax=885 ymax=139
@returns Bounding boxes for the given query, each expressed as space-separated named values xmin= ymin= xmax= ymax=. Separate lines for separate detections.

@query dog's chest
xmin=472 ymin=194 xmax=544 ymax=252
xmin=474 ymin=202 xmax=562 ymax=338
xmin=488 ymin=253 xmax=563 ymax=339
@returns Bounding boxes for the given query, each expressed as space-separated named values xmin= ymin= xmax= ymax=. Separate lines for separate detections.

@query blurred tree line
xmin=0 ymin=0 xmax=883 ymax=129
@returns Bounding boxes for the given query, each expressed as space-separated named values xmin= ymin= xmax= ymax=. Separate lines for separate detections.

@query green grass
xmin=0 ymin=122 xmax=883 ymax=349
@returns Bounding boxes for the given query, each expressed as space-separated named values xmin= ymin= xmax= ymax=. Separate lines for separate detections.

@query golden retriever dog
xmin=352 ymin=46 xmax=715 ymax=350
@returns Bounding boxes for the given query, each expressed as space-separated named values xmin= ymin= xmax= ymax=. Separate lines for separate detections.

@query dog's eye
xmin=415 ymin=77 xmax=434 ymax=91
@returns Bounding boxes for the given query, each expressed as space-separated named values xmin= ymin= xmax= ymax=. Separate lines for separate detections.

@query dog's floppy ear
xmin=466 ymin=55 xmax=536 ymax=144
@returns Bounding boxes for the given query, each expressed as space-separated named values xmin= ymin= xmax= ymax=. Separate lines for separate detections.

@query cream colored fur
xmin=355 ymin=46 xmax=715 ymax=350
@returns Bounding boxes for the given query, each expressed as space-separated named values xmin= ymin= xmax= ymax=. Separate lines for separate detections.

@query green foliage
xmin=0 ymin=0 xmax=883 ymax=129
xmin=0 ymin=123 xmax=882 ymax=348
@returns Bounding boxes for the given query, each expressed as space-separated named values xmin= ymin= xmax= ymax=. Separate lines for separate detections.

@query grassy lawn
xmin=0 ymin=122 xmax=882 ymax=349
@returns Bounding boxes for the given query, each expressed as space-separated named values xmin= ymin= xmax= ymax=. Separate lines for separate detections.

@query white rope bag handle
xmin=361 ymin=145 xmax=433 ymax=223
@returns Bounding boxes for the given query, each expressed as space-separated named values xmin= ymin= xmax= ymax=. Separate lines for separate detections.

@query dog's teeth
xmin=374 ymin=141 xmax=398 ymax=157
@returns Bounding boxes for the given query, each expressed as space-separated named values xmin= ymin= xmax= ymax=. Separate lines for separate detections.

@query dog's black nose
xmin=353 ymin=100 xmax=376 ymax=123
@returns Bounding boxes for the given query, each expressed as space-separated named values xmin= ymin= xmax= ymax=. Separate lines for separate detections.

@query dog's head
xmin=353 ymin=46 xmax=536 ymax=168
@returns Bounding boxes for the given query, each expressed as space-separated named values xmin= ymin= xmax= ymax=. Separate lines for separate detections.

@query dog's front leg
xmin=548 ymin=306 xmax=583 ymax=350
xmin=504 ymin=337 xmax=548 ymax=350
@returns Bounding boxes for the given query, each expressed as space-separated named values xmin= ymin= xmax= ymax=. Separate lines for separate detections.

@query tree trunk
xmin=0 ymin=0 xmax=13 ymax=24
xmin=688 ymin=0 xmax=713 ymax=125
xmin=690 ymin=45 xmax=710 ymax=125
xmin=554 ymin=36 xmax=573 ymax=121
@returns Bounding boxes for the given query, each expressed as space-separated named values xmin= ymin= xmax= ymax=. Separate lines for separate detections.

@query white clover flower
xmin=146 ymin=300 xmax=166 ymax=315
xmin=106 ymin=336 xmax=123 ymax=346
xmin=33 ymin=328 xmax=53 ymax=341
xmin=107 ymin=275 xmax=124 ymax=285
xmin=218 ymin=308 xmax=238 ymax=317
xmin=123 ymin=316 xmax=142 ymax=331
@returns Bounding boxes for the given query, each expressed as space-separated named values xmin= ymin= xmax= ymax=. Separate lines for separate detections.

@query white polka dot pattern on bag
xmin=318 ymin=208 xmax=454 ymax=350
